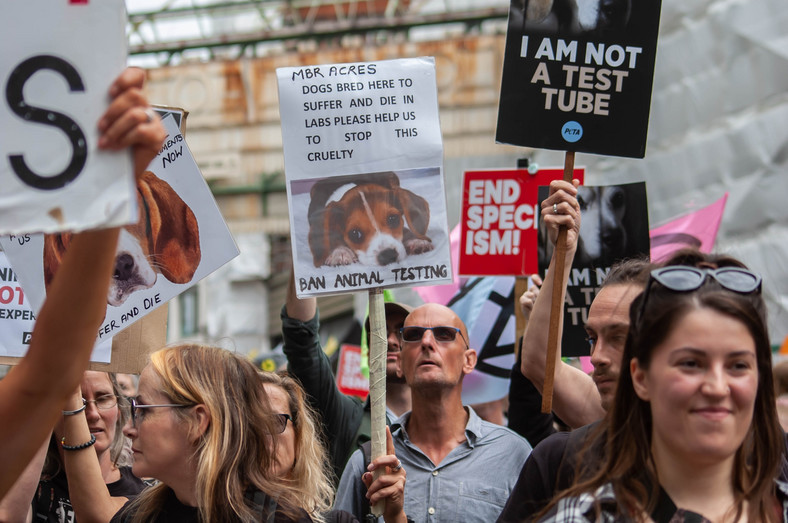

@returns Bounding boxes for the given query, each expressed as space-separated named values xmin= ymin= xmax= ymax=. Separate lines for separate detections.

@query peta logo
xmin=22 ymin=332 xmax=32 ymax=344
xmin=561 ymin=121 xmax=583 ymax=143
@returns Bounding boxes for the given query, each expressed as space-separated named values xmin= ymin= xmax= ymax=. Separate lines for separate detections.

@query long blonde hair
xmin=122 ymin=344 xmax=287 ymax=523
xmin=258 ymin=372 xmax=335 ymax=523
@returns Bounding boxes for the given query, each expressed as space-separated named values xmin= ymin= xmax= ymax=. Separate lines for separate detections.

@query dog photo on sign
xmin=42 ymin=170 xmax=202 ymax=307
xmin=306 ymin=171 xmax=435 ymax=267
xmin=537 ymin=182 xmax=649 ymax=271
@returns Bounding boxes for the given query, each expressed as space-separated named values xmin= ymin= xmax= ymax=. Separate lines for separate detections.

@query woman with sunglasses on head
xmin=539 ymin=255 xmax=786 ymax=522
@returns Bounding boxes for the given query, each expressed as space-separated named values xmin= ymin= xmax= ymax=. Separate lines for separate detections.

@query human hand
xmin=97 ymin=68 xmax=166 ymax=178
xmin=362 ymin=427 xmax=407 ymax=523
xmin=541 ymin=179 xmax=581 ymax=251
xmin=519 ymin=274 xmax=543 ymax=321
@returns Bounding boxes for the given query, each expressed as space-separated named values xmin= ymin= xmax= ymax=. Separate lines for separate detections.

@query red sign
xmin=459 ymin=168 xmax=584 ymax=276
xmin=336 ymin=344 xmax=369 ymax=399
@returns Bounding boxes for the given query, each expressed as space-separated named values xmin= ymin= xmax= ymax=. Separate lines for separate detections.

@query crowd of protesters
xmin=1 ymin=69 xmax=786 ymax=523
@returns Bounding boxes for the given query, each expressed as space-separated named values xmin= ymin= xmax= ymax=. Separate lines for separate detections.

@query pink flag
xmin=649 ymin=193 xmax=728 ymax=263
xmin=412 ymin=224 xmax=466 ymax=305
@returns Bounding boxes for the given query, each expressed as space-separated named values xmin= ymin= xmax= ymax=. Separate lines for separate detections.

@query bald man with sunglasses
xmin=334 ymin=303 xmax=531 ymax=522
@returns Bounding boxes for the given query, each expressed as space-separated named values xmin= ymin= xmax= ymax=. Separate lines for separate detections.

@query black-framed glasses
xmin=638 ymin=266 xmax=762 ymax=321
xmin=83 ymin=395 xmax=118 ymax=410
xmin=129 ymin=398 xmax=194 ymax=428
xmin=274 ymin=413 xmax=293 ymax=434
xmin=400 ymin=326 xmax=468 ymax=346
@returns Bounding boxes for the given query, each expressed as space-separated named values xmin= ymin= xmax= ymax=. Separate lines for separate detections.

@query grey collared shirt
xmin=334 ymin=407 xmax=532 ymax=523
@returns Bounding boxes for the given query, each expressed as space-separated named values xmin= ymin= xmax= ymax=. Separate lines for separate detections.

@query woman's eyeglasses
xmin=83 ymin=395 xmax=119 ymax=410
xmin=400 ymin=326 xmax=468 ymax=346
xmin=638 ymin=266 xmax=762 ymax=321
xmin=129 ymin=398 xmax=194 ymax=428
xmin=274 ymin=413 xmax=293 ymax=434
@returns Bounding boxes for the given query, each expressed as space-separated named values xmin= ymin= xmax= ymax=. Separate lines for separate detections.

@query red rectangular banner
xmin=336 ymin=344 xmax=369 ymax=400
xmin=459 ymin=168 xmax=584 ymax=276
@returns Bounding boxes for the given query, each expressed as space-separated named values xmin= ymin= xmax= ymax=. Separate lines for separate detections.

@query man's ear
xmin=631 ymin=358 xmax=650 ymax=401
xmin=189 ymin=404 xmax=211 ymax=444
xmin=463 ymin=348 xmax=478 ymax=375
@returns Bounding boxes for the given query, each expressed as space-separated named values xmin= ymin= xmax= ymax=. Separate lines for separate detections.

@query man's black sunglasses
xmin=400 ymin=326 xmax=468 ymax=346
xmin=638 ymin=266 xmax=762 ymax=321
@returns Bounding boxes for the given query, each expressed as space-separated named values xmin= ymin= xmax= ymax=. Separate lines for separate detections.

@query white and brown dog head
xmin=308 ymin=172 xmax=434 ymax=267
xmin=43 ymin=170 xmax=202 ymax=307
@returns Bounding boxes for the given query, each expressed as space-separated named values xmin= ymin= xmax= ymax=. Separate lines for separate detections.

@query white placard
xmin=1 ymin=115 xmax=240 ymax=345
xmin=0 ymin=251 xmax=111 ymax=362
xmin=0 ymin=0 xmax=135 ymax=235
xmin=277 ymin=57 xmax=452 ymax=297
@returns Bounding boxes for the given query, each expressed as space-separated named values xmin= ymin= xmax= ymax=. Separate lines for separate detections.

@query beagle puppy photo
xmin=42 ymin=170 xmax=202 ymax=307
xmin=307 ymin=171 xmax=434 ymax=267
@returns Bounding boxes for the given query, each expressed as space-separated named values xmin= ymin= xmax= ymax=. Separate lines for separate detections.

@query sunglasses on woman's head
xmin=638 ymin=265 xmax=762 ymax=322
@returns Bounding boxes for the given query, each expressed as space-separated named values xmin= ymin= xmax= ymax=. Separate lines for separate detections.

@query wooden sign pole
xmin=541 ymin=150 xmax=575 ymax=413
xmin=514 ymin=277 xmax=529 ymax=357
xmin=367 ymin=288 xmax=387 ymax=516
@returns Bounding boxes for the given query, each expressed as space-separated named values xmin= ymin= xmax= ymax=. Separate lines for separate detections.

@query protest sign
xmin=449 ymin=277 xmax=518 ymax=406
xmin=496 ymin=1 xmax=662 ymax=158
xmin=0 ymin=250 xmax=114 ymax=363
xmin=459 ymin=168 xmax=584 ymax=277
xmin=0 ymin=115 xmax=239 ymax=346
xmin=0 ymin=0 xmax=136 ymax=235
xmin=0 ymin=251 xmax=37 ymax=358
xmin=336 ymin=344 xmax=370 ymax=400
xmin=537 ymin=182 xmax=650 ymax=356
xmin=277 ymin=57 xmax=452 ymax=298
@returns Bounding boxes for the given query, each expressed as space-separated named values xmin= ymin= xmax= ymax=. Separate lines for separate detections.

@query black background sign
xmin=497 ymin=0 xmax=662 ymax=158
xmin=537 ymin=182 xmax=650 ymax=356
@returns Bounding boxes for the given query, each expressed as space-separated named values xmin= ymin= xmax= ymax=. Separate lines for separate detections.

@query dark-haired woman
xmin=540 ymin=263 xmax=786 ymax=522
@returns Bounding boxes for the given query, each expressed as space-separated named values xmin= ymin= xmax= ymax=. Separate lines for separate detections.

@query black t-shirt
xmin=497 ymin=422 xmax=602 ymax=522
xmin=110 ymin=487 xmax=315 ymax=523
xmin=33 ymin=466 xmax=146 ymax=523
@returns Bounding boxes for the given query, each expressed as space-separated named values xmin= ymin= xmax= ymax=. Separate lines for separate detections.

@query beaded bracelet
xmin=62 ymin=398 xmax=87 ymax=416
xmin=61 ymin=433 xmax=96 ymax=451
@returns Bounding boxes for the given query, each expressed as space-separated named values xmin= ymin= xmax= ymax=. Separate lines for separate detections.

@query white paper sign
xmin=1 ymin=115 xmax=240 ymax=344
xmin=0 ymin=0 xmax=135 ymax=235
xmin=277 ymin=57 xmax=452 ymax=297
xmin=0 ymin=251 xmax=112 ymax=362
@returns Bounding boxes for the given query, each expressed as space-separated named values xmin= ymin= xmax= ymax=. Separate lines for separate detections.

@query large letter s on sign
xmin=6 ymin=55 xmax=88 ymax=190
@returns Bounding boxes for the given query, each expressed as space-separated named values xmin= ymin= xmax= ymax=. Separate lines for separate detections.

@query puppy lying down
xmin=307 ymin=171 xmax=434 ymax=267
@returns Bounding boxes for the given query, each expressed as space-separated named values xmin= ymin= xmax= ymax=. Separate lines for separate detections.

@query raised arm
xmin=0 ymin=68 xmax=165 ymax=498
xmin=0 ymin=438 xmax=47 ymax=523
xmin=59 ymin=387 xmax=131 ymax=523
xmin=520 ymin=179 xmax=604 ymax=428
xmin=281 ymin=268 xmax=364 ymax=481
